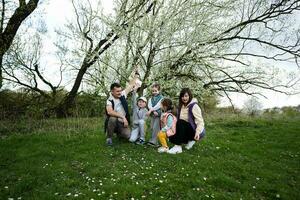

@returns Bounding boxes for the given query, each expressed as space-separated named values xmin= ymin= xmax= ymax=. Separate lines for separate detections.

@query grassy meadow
xmin=0 ymin=115 xmax=299 ymax=200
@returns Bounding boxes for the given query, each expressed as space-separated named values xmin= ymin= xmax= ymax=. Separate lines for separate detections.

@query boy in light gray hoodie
xmin=129 ymin=89 xmax=148 ymax=144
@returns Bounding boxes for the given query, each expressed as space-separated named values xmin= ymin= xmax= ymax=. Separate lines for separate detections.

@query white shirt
xmin=106 ymin=91 xmax=127 ymax=119
xmin=147 ymin=96 xmax=163 ymax=111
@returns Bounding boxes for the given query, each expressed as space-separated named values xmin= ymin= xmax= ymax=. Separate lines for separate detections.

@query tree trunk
xmin=56 ymin=61 xmax=90 ymax=117
xmin=138 ymin=45 xmax=156 ymax=96
xmin=0 ymin=55 xmax=2 ymax=88
xmin=0 ymin=0 xmax=40 ymax=89
xmin=55 ymin=33 xmax=119 ymax=117
xmin=55 ymin=1 xmax=156 ymax=117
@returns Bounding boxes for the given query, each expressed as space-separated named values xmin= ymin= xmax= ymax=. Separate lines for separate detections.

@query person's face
xmin=151 ymin=87 xmax=160 ymax=96
xmin=181 ymin=93 xmax=190 ymax=105
xmin=138 ymin=100 xmax=146 ymax=108
xmin=111 ymin=87 xmax=122 ymax=98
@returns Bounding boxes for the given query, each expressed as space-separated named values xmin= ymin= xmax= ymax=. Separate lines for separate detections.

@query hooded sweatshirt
xmin=132 ymin=90 xmax=148 ymax=127
xmin=178 ymin=98 xmax=205 ymax=134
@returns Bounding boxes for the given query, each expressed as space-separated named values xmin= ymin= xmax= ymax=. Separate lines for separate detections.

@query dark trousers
xmin=107 ymin=117 xmax=130 ymax=139
xmin=169 ymin=119 xmax=195 ymax=145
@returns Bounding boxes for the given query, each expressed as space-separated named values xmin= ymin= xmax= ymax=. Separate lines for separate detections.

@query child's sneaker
xmin=147 ymin=142 xmax=157 ymax=147
xmin=135 ymin=139 xmax=145 ymax=145
xmin=167 ymin=145 xmax=182 ymax=154
xmin=185 ymin=140 xmax=196 ymax=150
xmin=106 ymin=138 xmax=113 ymax=146
xmin=157 ymin=146 xmax=169 ymax=153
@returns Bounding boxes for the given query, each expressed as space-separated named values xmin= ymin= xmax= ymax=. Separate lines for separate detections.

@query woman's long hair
xmin=178 ymin=88 xmax=193 ymax=109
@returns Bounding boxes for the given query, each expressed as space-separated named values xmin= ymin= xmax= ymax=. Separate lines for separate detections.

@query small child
xmin=147 ymin=83 xmax=164 ymax=146
xmin=157 ymin=98 xmax=177 ymax=153
xmin=129 ymin=88 xmax=148 ymax=144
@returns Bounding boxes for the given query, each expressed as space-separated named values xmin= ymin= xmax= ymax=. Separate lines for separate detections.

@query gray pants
xmin=129 ymin=120 xmax=145 ymax=142
xmin=107 ymin=117 xmax=131 ymax=139
xmin=149 ymin=116 xmax=160 ymax=144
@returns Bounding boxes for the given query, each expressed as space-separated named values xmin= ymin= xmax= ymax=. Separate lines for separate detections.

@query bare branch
xmin=0 ymin=0 xmax=5 ymax=33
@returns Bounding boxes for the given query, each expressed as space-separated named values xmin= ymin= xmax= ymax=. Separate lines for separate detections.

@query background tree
xmin=243 ymin=96 xmax=263 ymax=116
xmin=54 ymin=0 xmax=156 ymax=117
xmin=85 ymin=0 xmax=299 ymax=100
xmin=2 ymin=28 xmax=67 ymax=116
xmin=2 ymin=0 xmax=157 ymax=117
xmin=1 ymin=0 xmax=299 ymax=119
xmin=0 ymin=0 xmax=40 ymax=89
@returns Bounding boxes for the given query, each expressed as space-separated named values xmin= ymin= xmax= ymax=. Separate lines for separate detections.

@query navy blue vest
xmin=104 ymin=95 xmax=130 ymax=133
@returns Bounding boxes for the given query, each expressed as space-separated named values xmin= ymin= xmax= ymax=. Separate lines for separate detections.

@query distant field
xmin=0 ymin=117 xmax=299 ymax=199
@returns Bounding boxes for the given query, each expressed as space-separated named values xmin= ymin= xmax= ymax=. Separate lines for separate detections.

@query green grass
xmin=0 ymin=117 xmax=299 ymax=200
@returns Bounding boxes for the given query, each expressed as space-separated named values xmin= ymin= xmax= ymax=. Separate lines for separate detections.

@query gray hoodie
xmin=132 ymin=91 xmax=148 ymax=128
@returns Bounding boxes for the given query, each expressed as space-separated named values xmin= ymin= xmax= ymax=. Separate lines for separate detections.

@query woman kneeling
xmin=168 ymin=88 xmax=205 ymax=154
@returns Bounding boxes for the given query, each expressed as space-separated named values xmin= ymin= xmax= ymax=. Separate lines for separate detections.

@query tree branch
xmin=0 ymin=0 xmax=5 ymax=33
xmin=0 ymin=0 xmax=40 ymax=56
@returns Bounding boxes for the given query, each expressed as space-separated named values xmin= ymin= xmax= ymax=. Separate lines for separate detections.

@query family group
xmin=105 ymin=74 xmax=205 ymax=154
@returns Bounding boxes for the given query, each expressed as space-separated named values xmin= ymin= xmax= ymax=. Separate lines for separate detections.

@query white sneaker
xmin=167 ymin=145 xmax=182 ymax=154
xmin=158 ymin=146 xmax=169 ymax=153
xmin=185 ymin=141 xmax=196 ymax=150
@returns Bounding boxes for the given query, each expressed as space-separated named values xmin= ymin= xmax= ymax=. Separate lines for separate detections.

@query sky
xmin=22 ymin=0 xmax=300 ymax=109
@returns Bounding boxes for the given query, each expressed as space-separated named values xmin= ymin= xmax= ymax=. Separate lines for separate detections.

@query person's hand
xmin=146 ymin=111 xmax=152 ymax=117
xmin=194 ymin=133 xmax=200 ymax=141
xmin=123 ymin=117 xmax=128 ymax=128
xmin=135 ymin=79 xmax=142 ymax=88
xmin=153 ymin=111 xmax=159 ymax=117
